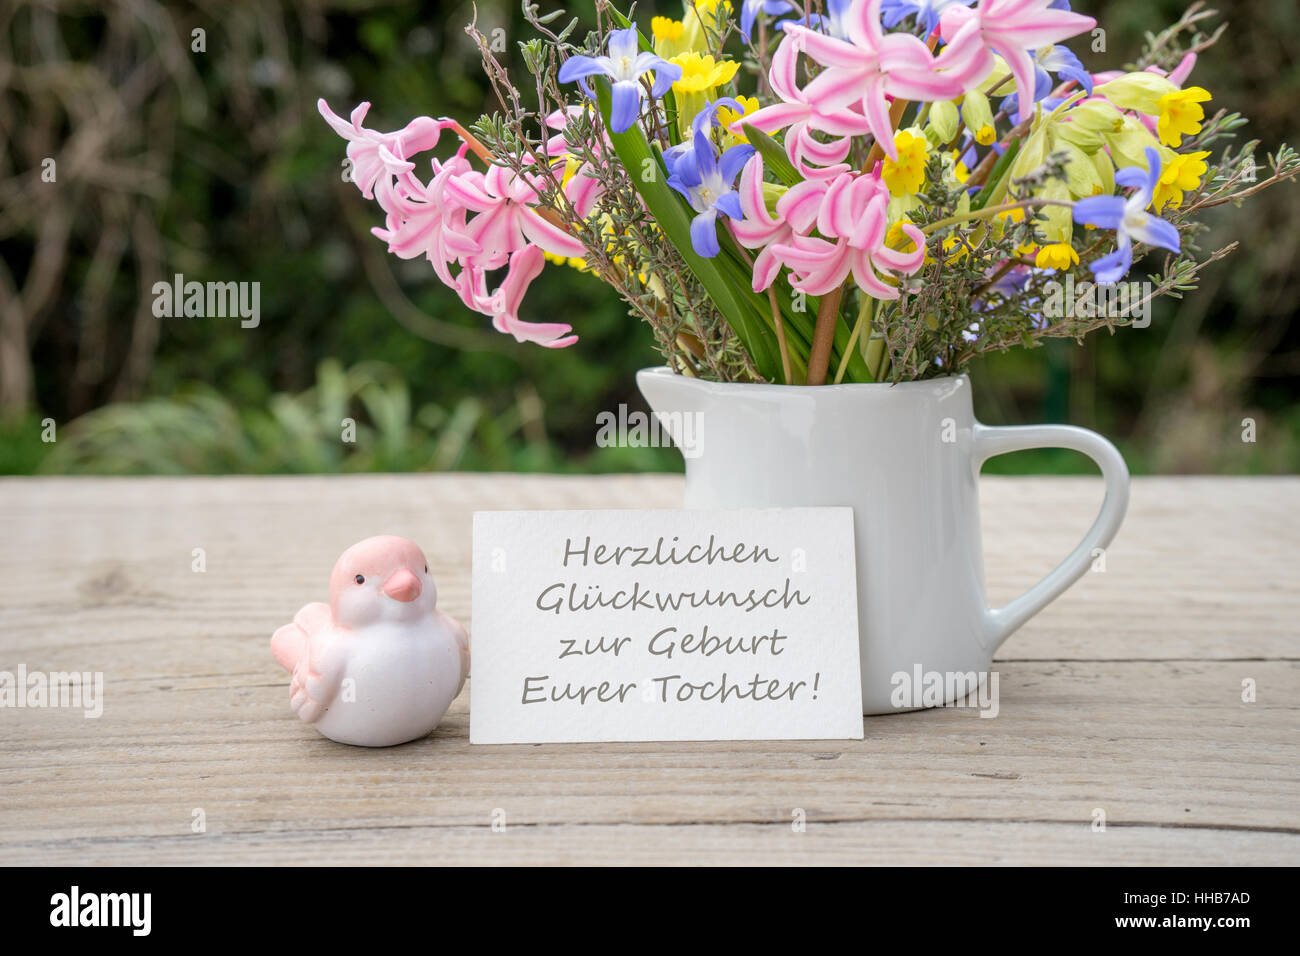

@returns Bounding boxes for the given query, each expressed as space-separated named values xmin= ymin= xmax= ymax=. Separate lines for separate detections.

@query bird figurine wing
xmin=439 ymin=610 xmax=470 ymax=693
xmin=271 ymin=602 xmax=342 ymax=724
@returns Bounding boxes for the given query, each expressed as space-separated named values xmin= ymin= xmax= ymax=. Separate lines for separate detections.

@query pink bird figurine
xmin=271 ymin=535 xmax=469 ymax=746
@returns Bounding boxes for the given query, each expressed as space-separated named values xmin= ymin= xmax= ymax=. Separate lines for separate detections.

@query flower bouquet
xmin=320 ymin=0 xmax=1296 ymax=387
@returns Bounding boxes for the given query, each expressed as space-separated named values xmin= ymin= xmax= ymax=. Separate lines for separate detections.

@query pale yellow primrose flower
xmin=926 ymin=99 xmax=960 ymax=147
xmin=1035 ymin=243 xmax=1079 ymax=269
xmin=1095 ymin=72 xmax=1178 ymax=115
xmin=1152 ymin=149 xmax=1211 ymax=211
xmin=1156 ymin=87 xmax=1212 ymax=148
xmin=961 ymin=90 xmax=997 ymax=146
xmin=652 ymin=16 xmax=684 ymax=42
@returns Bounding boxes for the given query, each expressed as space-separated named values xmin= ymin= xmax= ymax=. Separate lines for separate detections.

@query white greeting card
xmin=470 ymin=508 xmax=863 ymax=743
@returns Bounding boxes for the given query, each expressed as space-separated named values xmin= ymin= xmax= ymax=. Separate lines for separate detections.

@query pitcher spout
xmin=635 ymin=367 xmax=712 ymax=460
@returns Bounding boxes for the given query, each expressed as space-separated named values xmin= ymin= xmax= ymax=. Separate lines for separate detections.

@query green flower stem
xmin=922 ymin=198 xmax=1075 ymax=235
xmin=866 ymin=334 xmax=887 ymax=381
xmin=834 ymin=294 xmax=875 ymax=385
xmin=732 ymin=241 xmax=795 ymax=384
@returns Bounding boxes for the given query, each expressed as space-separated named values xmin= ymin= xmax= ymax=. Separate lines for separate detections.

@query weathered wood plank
xmin=8 ymin=822 xmax=1295 ymax=867
xmin=1 ymin=661 xmax=1294 ymax=849
xmin=2 ymin=476 xmax=1294 ymax=662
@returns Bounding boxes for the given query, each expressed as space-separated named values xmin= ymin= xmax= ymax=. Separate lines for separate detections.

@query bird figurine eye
xmin=424 ymin=564 xmax=428 ymax=573
xmin=354 ymin=574 xmax=365 ymax=585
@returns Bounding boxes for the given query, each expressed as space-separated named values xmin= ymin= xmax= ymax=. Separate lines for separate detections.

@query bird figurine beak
xmin=382 ymin=568 xmax=422 ymax=603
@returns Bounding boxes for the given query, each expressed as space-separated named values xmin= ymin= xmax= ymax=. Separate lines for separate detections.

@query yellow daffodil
xmin=1035 ymin=243 xmax=1079 ymax=270
xmin=694 ymin=0 xmax=733 ymax=18
xmin=1152 ymin=149 xmax=1211 ymax=210
xmin=888 ymin=217 xmax=967 ymax=264
xmin=1156 ymin=87 xmax=1211 ymax=147
xmin=680 ymin=0 xmax=732 ymax=54
xmin=671 ymin=52 xmax=741 ymax=138
xmin=651 ymin=16 xmax=688 ymax=58
xmin=881 ymin=129 xmax=929 ymax=198
xmin=670 ymin=52 xmax=740 ymax=94
xmin=652 ymin=16 xmax=684 ymax=42
xmin=717 ymin=95 xmax=759 ymax=127
xmin=940 ymin=235 xmax=971 ymax=261
xmin=559 ymin=155 xmax=580 ymax=189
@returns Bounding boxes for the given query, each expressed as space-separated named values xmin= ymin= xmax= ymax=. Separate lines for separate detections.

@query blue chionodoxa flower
xmin=740 ymin=0 xmax=795 ymax=41
xmin=664 ymin=100 xmax=755 ymax=258
xmin=1072 ymin=146 xmax=1181 ymax=285
xmin=801 ymin=0 xmax=853 ymax=40
xmin=1000 ymin=45 xmax=1094 ymax=116
xmin=881 ymin=0 xmax=974 ymax=36
xmin=557 ymin=27 xmax=681 ymax=134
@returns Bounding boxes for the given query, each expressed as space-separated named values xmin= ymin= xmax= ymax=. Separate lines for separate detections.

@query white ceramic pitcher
xmin=636 ymin=367 xmax=1130 ymax=714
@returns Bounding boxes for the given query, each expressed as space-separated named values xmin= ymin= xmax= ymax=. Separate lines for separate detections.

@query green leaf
xmin=743 ymin=124 xmax=802 ymax=186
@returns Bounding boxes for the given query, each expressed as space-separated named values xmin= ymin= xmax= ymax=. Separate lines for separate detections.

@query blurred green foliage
xmin=36 ymin=359 xmax=682 ymax=473
xmin=1 ymin=0 xmax=1296 ymax=475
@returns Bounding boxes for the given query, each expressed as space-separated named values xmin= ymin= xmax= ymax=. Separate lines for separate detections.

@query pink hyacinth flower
xmin=778 ymin=0 xmax=974 ymax=159
xmin=731 ymin=155 xmax=840 ymax=291
xmin=771 ymin=168 xmax=926 ymax=298
xmin=370 ymin=149 xmax=482 ymax=289
xmin=731 ymin=156 xmax=792 ymax=291
xmin=785 ymin=121 xmax=854 ymax=179
xmin=317 ymin=99 xmax=451 ymax=210
xmin=461 ymin=245 xmax=578 ymax=348
xmin=939 ymin=0 xmax=1096 ymax=123
xmin=445 ymin=164 xmax=585 ymax=271
xmin=741 ymin=26 xmax=874 ymax=142
xmin=321 ymin=98 xmax=587 ymax=349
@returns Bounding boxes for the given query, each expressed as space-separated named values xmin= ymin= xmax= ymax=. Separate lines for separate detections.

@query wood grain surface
xmin=1 ymin=475 xmax=1296 ymax=865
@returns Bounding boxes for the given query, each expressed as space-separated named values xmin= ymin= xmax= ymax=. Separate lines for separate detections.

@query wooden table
xmin=1 ymin=475 xmax=1295 ymax=865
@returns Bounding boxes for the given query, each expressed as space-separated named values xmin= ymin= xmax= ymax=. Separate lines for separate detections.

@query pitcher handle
xmin=973 ymin=423 xmax=1130 ymax=651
